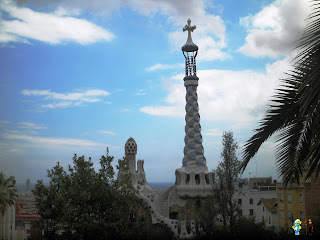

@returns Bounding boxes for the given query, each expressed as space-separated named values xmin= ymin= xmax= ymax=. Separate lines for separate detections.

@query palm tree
xmin=0 ymin=172 xmax=18 ymax=213
xmin=241 ymin=0 xmax=320 ymax=185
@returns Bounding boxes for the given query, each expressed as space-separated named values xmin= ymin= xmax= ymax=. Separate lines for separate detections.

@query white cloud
xmin=21 ymin=88 xmax=110 ymax=109
xmin=140 ymin=105 xmax=183 ymax=117
xmin=53 ymin=6 xmax=81 ymax=17
xmin=41 ymin=101 xmax=74 ymax=109
xmin=126 ymin=0 xmax=229 ymax=62
xmin=203 ymin=128 xmax=223 ymax=137
xmin=146 ymin=63 xmax=184 ymax=72
xmin=0 ymin=0 xmax=114 ymax=45
xmin=239 ymin=0 xmax=310 ymax=58
xmin=99 ymin=130 xmax=116 ymax=135
xmin=17 ymin=121 xmax=47 ymax=130
xmin=136 ymin=89 xmax=147 ymax=96
xmin=3 ymin=133 xmax=106 ymax=149
xmin=28 ymin=0 xmax=227 ymax=62
xmin=168 ymin=15 xmax=228 ymax=62
xmin=140 ymin=53 xmax=293 ymax=122
xmin=6 ymin=0 xmax=227 ymax=60
xmin=0 ymin=121 xmax=11 ymax=127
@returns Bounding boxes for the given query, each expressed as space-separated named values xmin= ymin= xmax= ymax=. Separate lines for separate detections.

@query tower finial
xmin=182 ymin=19 xmax=198 ymax=52
xmin=182 ymin=19 xmax=198 ymax=78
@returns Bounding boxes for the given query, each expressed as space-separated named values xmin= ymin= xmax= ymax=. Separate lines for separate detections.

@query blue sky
xmin=0 ymin=0 xmax=311 ymax=184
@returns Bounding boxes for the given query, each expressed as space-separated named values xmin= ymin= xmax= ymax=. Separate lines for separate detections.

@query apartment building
xmin=257 ymin=198 xmax=278 ymax=231
xmin=234 ymin=186 xmax=277 ymax=222
xmin=277 ymin=172 xmax=320 ymax=233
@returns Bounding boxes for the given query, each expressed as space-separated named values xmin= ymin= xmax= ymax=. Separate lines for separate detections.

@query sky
xmin=0 ymin=0 xmax=312 ymax=184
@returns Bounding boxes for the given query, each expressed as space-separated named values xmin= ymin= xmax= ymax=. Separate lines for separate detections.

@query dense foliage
xmin=33 ymin=149 xmax=154 ymax=240
xmin=196 ymin=216 xmax=278 ymax=240
xmin=198 ymin=131 xmax=241 ymax=238
xmin=0 ymin=172 xmax=17 ymax=213
xmin=214 ymin=131 xmax=241 ymax=236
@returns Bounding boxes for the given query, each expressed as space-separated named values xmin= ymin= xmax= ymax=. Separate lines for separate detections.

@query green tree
xmin=33 ymin=149 xmax=153 ymax=240
xmin=0 ymin=172 xmax=18 ymax=214
xmin=241 ymin=0 xmax=320 ymax=185
xmin=213 ymin=131 xmax=241 ymax=237
xmin=197 ymin=194 xmax=217 ymax=238
xmin=235 ymin=216 xmax=277 ymax=240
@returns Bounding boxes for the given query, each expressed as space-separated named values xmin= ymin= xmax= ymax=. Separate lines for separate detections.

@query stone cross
xmin=183 ymin=19 xmax=196 ymax=45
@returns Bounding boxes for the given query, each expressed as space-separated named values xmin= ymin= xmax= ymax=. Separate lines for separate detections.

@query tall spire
xmin=180 ymin=19 xmax=207 ymax=171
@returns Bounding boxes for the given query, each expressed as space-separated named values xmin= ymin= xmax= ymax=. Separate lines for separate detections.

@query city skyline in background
xmin=0 ymin=0 xmax=311 ymax=183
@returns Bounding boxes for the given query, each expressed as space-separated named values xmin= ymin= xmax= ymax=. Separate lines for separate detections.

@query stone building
xmin=15 ymin=191 xmax=41 ymax=240
xmin=26 ymin=179 xmax=31 ymax=192
xmin=276 ymin=173 xmax=320 ymax=233
xmin=233 ymin=187 xmax=277 ymax=222
xmin=257 ymin=198 xmax=278 ymax=231
xmin=249 ymin=176 xmax=273 ymax=189
xmin=118 ymin=19 xmax=214 ymax=239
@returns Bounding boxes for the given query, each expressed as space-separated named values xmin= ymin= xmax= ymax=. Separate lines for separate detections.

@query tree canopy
xmin=0 ymin=172 xmax=17 ymax=213
xmin=33 ymin=149 xmax=154 ymax=240
xmin=241 ymin=0 xmax=320 ymax=185
xmin=198 ymin=131 xmax=241 ymax=238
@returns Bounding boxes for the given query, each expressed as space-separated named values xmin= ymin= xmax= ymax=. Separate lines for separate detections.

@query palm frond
xmin=241 ymin=0 xmax=320 ymax=185
xmin=241 ymin=79 xmax=299 ymax=170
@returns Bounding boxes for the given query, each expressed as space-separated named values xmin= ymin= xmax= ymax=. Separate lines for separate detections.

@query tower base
xmin=175 ymin=167 xmax=214 ymax=198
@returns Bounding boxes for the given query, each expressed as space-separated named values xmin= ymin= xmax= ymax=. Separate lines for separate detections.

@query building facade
xmin=234 ymin=188 xmax=277 ymax=222
xmin=277 ymin=173 xmax=320 ymax=233
xmin=258 ymin=198 xmax=278 ymax=231
xmin=15 ymin=192 xmax=41 ymax=240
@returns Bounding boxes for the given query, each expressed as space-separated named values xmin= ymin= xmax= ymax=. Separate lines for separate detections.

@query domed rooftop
xmin=125 ymin=137 xmax=137 ymax=155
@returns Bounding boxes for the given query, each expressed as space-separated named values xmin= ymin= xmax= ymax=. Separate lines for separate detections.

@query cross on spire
xmin=183 ymin=19 xmax=196 ymax=46
xmin=182 ymin=19 xmax=198 ymax=52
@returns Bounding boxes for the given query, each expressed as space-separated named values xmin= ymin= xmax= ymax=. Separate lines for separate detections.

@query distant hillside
xmin=16 ymin=183 xmax=37 ymax=192
xmin=149 ymin=182 xmax=174 ymax=191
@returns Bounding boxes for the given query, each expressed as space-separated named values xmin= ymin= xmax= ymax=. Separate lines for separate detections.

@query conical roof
xmin=125 ymin=137 xmax=137 ymax=155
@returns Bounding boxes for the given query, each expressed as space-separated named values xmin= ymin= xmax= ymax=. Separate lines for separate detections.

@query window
xmin=263 ymin=206 xmax=265 ymax=212
xmin=250 ymin=209 xmax=254 ymax=216
xmin=195 ymin=174 xmax=200 ymax=185
xmin=299 ymin=194 xmax=303 ymax=203
xmin=186 ymin=222 xmax=191 ymax=234
xmin=249 ymin=198 xmax=253 ymax=204
xmin=288 ymin=211 xmax=293 ymax=220
xmin=288 ymin=194 xmax=292 ymax=203
xmin=239 ymin=209 xmax=242 ymax=216
xmin=279 ymin=193 xmax=284 ymax=203
xmin=300 ymin=211 xmax=303 ymax=220
xmin=196 ymin=199 xmax=201 ymax=209
xmin=238 ymin=199 xmax=242 ymax=205
xmin=268 ymin=216 xmax=271 ymax=224
xmin=280 ymin=210 xmax=284 ymax=219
